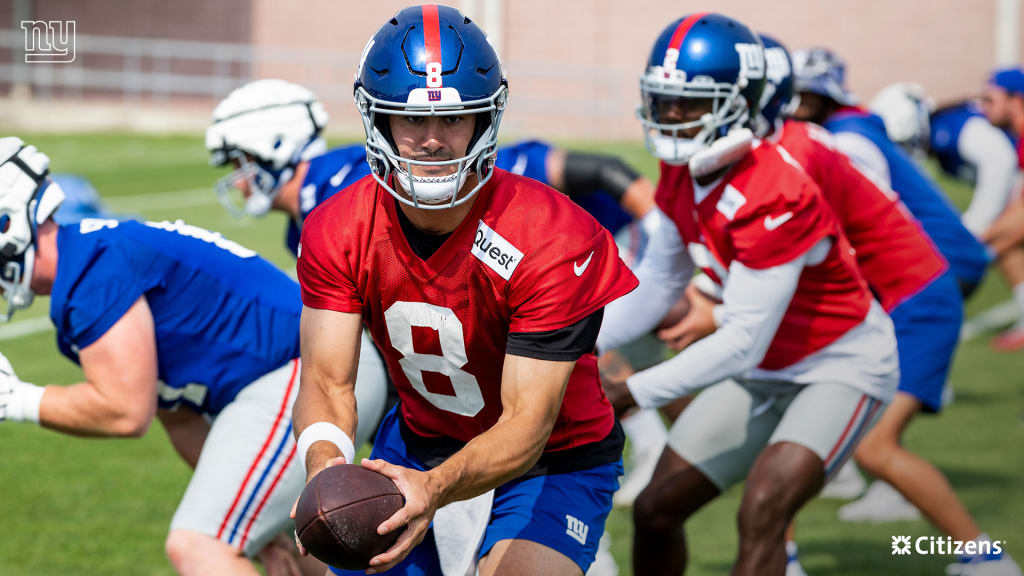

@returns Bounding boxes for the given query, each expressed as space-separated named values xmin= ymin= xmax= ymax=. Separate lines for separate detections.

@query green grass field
xmin=0 ymin=132 xmax=1021 ymax=575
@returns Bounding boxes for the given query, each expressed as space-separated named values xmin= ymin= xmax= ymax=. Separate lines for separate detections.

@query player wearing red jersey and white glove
xmin=595 ymin=14 xmax=899 ymax=576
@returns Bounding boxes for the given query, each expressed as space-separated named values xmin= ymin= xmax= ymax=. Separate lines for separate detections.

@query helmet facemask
xmin=638 ymin=71 xmax=750 ymax=165
xmin=206 ymin=82 xmax=329 ymax=218
xmin=356 ymin=84 xmax=508 ymax=209
xmin=212 ymin=149 xmax=293 ymax=218
xmin=0 ymin=244 xmax=35 ymax=323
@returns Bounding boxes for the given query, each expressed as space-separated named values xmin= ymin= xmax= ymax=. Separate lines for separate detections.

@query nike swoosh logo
xmin=574 ymin=251 xmax=595 ymax=276
xmin=764 ymin=212 xmax=794 ymax=231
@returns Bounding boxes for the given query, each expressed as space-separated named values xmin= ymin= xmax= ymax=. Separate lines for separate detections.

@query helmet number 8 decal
xmin=384 ymin=301 xmax=484 ymax=417
xmin=426 ymin=62 xmax=443 ymax=88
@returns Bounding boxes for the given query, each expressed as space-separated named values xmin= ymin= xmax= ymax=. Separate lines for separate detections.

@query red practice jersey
xmin=656 ymin=142 xmax=872 ymax=370
xmin=776 ymin=120 xmax=947 ymax=311
xmin=298 ymin=169 xmax=638 ymax=451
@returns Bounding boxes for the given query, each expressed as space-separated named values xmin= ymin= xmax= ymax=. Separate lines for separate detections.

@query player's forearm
xmin=620 ymin=178 xmax=656 ymax=219
xmin=39 ymin=381 xmax=156 ymax=438
xmin=292 ymin=370 xmax=359 ymax=476
xmin=426 ymin=410 xmax=553 ymax=508
xmin=628 ymin=254 xmax=805 ymax=408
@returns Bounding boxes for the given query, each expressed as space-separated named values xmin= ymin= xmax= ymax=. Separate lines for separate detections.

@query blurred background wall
xmin=0 ymin=0 xmax=1019 ymax=140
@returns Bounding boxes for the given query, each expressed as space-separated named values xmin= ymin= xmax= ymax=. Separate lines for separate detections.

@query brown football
xmin=294 ymin=464 xmax=406 ymax=570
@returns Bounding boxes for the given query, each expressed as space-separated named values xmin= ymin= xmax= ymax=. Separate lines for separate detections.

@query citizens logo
xmin=891 ymin=535 xmax=1005 ymax=557
xmin=891 ymin=536 xmax=912 ymax=555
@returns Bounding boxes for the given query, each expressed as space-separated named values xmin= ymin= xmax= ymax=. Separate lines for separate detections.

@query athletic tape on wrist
xmin=296 ymin=421 xmax=356 ymax=469
xmin=6 ymin=381 xmax=44 ymax=423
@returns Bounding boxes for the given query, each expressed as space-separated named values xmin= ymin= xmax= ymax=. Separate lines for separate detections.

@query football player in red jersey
xmin=595 ymin=14 xmax=899 ymax=576
xmin=291 ymin=6 xmax=636 ymax=575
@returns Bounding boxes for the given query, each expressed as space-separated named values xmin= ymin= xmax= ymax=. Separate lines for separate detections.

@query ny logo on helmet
xmin=764 ymin=47 xmax=791 ymax=85
xmin=735 ymin=43 xmax=765 ymax=81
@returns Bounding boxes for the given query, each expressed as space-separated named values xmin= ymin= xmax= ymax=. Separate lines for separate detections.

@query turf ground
xmin=0 ymin=132 xmax=1021 ymax=575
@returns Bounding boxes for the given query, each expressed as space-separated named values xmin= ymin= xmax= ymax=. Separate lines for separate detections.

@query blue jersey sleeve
xmin=495 ymin=140 xmax=553 ymax=184
xmin=59 ymin=232 xmax=146 ymax=350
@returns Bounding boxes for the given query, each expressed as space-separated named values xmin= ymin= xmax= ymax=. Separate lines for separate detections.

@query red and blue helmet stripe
xmin=355 ymin=4 xmax=504 ymax=103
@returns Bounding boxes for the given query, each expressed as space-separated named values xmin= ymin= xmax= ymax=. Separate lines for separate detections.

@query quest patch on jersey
xmin=472 ymin=220 xmax=523 ymax=280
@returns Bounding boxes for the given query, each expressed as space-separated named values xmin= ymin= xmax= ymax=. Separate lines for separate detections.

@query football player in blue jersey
xmin=977 ymin=68 xmax=1024 ymax=350
xmin=870 ymin=83 xmax=1019 ymax=239
xmin=870 ymin=80 xmax=1024 ymax=353
xmin=0 ymin=137 xmax=388 ymax=576
xmin=791 ymin=52 xmax=1022 ymax=576
xmin=792 ymin=48 xmax=992 ymax=298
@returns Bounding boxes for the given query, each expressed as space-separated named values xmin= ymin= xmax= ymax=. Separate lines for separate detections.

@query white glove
xmin=0 ymin=352 xmax=44 ymax=423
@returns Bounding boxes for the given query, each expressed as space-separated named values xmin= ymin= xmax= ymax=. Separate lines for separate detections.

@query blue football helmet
xmin=638 ymin=13 xmax=766 ymax=164
xmin=791 ymin=47 xmax=858 ymax=107
xmin=755 ymin=34 xmax=799 ymax=136
xmin=51 ymin=174 xmax=114 ymax=224
xmin=355 ymin=5 xmax=508 ymax=209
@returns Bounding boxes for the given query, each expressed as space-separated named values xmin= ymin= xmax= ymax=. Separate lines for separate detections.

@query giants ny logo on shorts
xmin=472 ymin=220 xmax=523 ymax=281
xmin=565 ymin=514 xmax=589 ymax=545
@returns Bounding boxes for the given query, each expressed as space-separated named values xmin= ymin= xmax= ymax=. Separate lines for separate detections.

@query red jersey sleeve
xmin=727 ymin=173 xmax=833 ymax=270
xmin=508 ymin=225 xmax=638 ymax=333
xmin=296 ymin=202 xmax=363 ymax=313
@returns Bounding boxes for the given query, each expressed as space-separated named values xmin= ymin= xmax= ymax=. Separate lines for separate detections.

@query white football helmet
xmin=869 ymin=82 xmax=934 ymax=156
xmin=0 ymin=137 xmax=65 ymax=322
xmin=205 ymin=79 xmax=329 ymax=217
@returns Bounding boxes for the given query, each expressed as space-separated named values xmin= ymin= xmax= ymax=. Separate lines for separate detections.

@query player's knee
xmin=165 ymin=530 xmax=193 ymax=568
xmin=853 ymin=433 xmax=896 ymax=476
xmin=737 ymin=484 xmax=788 ymax=537
xmin=633 ymin=485 xmax=681 ymax=532
xmin=165 ymin=529 xmax=223 ymax=569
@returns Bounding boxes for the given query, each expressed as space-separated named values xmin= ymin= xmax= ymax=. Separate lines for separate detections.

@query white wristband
xmin=7 ymin=381 xmax=45 ymax=423
xmin=296 ymin=422 xmax=355 ymax=470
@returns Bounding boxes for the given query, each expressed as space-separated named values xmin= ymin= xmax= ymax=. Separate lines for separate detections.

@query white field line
xmin=106 ymin=187 xmax=217 ymax=213
xmin=0 ymin=316 xmax=53 ymax=341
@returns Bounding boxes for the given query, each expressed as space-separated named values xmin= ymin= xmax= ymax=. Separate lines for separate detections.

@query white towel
xmin=433 ymin=490 xmax=495 ymax=576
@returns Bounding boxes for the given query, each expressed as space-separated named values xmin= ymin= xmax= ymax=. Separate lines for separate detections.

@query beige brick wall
xmin=4 ymin=1 xmax=1015 ymax=140
xmin=249 ymin=1 xmax=1008 ymax=140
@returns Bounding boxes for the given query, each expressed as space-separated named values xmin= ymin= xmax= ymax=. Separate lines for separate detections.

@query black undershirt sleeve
xmin=506 ymin=308 xmax=604 ymax=361
xmin=563 ymin=151 xmax=641 ymax=202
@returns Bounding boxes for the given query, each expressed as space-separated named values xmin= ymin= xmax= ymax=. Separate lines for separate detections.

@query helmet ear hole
xmin=0 ymin=214 xmax=9 ymax=234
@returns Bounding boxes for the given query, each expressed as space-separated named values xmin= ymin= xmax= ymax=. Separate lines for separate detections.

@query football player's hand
xmin=982 ymin=196 xmax=1024 ymax=256
xmin=291 ymin=455 xmax=348 ymax=556
xmin=362 ymin=458 xmax=438 ymax=574
xmin=601 ymin=372 xmax=637 ymax=417
xmin=657 ymin=284 xmax=717 ymax=351
xmin=0 ymin=351 xmax=24 ymax=421
xmin=258 ymin=533 xmax=303 ymax=576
